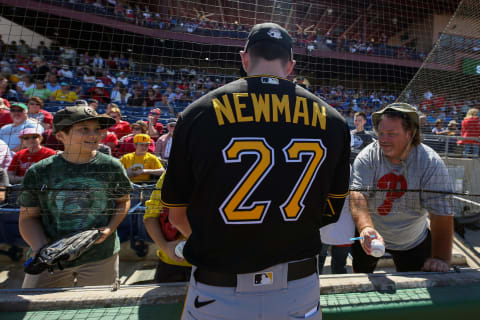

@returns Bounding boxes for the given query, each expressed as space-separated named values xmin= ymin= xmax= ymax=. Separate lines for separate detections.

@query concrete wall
xmin=433 ymin=14 xmax=480 ymax=44
xmin=0 ymin=16 xmax=52 ymax=48
xmin=388 ymin=16 xmax=434 ymax=52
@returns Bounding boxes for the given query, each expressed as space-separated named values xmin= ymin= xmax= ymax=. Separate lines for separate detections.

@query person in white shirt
xmin=0 ymin=102 xmax=44 ymax=152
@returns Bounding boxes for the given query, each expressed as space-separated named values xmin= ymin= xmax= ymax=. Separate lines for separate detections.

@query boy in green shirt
xmin=19 ymin=106 xmax=133 ymax=288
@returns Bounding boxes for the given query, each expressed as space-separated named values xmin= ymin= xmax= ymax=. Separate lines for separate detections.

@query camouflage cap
xmin=53 ymin=106 xmax=116 ymax=133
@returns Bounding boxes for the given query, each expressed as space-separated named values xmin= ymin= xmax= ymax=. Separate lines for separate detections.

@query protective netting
xmin=0 ymin=0 xmax=477 ymax=260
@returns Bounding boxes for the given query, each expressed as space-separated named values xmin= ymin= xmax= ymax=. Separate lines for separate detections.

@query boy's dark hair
xmin=56 ymin=126 xmax=72 ymax=134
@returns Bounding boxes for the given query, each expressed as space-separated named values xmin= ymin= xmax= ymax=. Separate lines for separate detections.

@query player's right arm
xmin=144 ymin=217 xmax=185 ymax=263
xmin=19 ymin=206 xmax=48 ymax=255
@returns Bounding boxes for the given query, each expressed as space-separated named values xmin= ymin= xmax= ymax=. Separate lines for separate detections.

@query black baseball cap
xmin=53 ymin=106 xmax=116 ymax=133
xmin=244 ymin=22 xmax=293 ymax=59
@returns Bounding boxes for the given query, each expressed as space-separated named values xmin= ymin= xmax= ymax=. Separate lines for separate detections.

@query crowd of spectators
xmin=38 ymin=0 xmax=426 ymax=61
xmin=0 ymin=44 xmax=478 ymax=289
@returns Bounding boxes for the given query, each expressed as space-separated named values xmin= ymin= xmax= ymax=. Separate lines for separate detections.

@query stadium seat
xmin=0 ymin=184 xmax=26 ymax=261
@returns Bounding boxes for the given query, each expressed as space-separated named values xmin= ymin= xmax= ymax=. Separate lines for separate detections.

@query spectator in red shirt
xmin=26 ymin=96 xmax=53 ymax=130
xmin=101 ymin=130 xmax=119 ymax=154
xmin=108 ymin=106 xmax=131 ymax=139
xmin=8 ymin=127 xmax=56 ymax=183
xmin=115 ymin=120 xmax=155 ymax=158
xmin=146 ymin=108 xmax=164 ymax=140
xmin=0 ymin=98 xmax=12 ymax=128
xmin=86 ymin=82 xmax=110 ymax=104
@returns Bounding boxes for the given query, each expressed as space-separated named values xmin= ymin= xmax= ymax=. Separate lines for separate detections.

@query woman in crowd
xmin=24 ymin=79 xmax=52 ymax=101
xmin=432 ymin=119 xmax=449 ymax=135
xmin=142 ymin=88 xmax=160 ymax=107
xmin=458 ymin=108 xmax=480 ymax=157
xmin=26 ymin=96 xmax=53 ymax=130
xmin=111 ymin=86 xmax=131 ymax=105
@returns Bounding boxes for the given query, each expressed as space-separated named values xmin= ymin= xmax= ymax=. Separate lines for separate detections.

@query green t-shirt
xmin=24 ymin=87 xmax=52 ymax=100
xmin=18 ymin=152 xmax=133 ymax=268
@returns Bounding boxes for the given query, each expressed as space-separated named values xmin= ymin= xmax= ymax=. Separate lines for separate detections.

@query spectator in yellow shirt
xmin=144 ymin=172 xmax=191 ymax=282
xmin=120 ymin=134 xmax=164 ymax=183
xmin=49 ymin=82 xmax=79 ymax=103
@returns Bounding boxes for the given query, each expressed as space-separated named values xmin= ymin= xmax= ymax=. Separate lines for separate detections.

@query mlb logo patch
xmin=261 ymin=77 xmax=279 ymax=85
xmin=254 ymin=271 xmax=273 ymax=286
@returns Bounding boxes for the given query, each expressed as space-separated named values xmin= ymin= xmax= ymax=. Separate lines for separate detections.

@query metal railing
xmin=421 ymin=134 xmax=480 ymax=158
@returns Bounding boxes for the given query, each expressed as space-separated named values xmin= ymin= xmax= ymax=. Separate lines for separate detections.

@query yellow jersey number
xmin=220 ymin=138 xmax=326 ymax=224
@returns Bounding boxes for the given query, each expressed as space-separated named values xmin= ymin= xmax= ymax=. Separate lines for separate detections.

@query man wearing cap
xmin=160 ymin=23 xmax=350 ymax=320
xmin=0 ymin=102 xmax=44 ymax=152
xmin=350 ymin=103 xmax=454 ymax=274
xmin=154 ymin=118 xmax=176 ymax=161
xmin=18 ymin=105 xmax=133 ymax=288
xmin=119 ymin=134 xmax=164 ymax=183
xmin=86 ymin=82 xmax=110 ymax=104
xmin=7 ymin=127 xmax=56 ymax=184
xmin=115 ymin=121 xmax=155 ymax=158
xmin=146 ymin=108 xmax=164 ymax=140
xmin=50 ymin=82 xmax=79 ymax=103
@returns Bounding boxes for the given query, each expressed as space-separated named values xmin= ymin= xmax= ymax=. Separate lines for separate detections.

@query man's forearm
xmin=430 ymin=214 xmax=453 ymax=263
xmin=350 ymin=191 xmax=374 ymax=232
xmin=143 ymin=168 xmax=165 ymax=176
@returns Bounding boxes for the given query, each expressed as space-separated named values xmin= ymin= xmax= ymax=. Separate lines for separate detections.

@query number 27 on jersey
xmin=220 ymin=137 xmax=327 ymax=224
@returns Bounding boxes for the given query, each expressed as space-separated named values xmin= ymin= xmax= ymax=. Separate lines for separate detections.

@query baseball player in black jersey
xmin=161 ymin=22 xmax=350 ymax=320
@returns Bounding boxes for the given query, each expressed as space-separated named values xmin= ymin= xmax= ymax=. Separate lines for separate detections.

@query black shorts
xmin=352 ymin=230 xmax=432 ymax=273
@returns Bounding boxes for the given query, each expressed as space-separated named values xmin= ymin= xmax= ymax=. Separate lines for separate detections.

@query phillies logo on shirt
xmin=376 ymin=173 xmax=407 ymax=216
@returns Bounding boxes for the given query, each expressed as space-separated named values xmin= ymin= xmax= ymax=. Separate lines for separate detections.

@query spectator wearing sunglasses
xmin=0 ymin=102 xmax=44 ymax=152
xmin=146 ymin=108 xmax=164 ymax=140
xmin=8 ymin=127 xmax=55 ymax=184
xmin=27 ymin=96 xmax=53 ymax=130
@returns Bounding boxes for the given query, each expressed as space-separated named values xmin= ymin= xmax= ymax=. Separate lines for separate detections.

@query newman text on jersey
xmin=213 ymin=93 xmax=326 ymax=129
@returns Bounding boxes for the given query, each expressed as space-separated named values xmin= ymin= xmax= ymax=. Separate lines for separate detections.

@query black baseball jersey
xmin=161 ymin=75 xmax=350 ymax=274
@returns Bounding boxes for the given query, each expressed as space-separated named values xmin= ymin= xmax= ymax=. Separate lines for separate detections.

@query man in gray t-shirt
xmin=350 ymin=103 xmax=454 ymax=273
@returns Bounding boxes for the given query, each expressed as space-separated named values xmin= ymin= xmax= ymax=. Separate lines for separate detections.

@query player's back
xmin=163 ymin=75 xmax=350 ymax=274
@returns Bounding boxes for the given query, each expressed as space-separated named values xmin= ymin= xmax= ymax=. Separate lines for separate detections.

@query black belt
xmin=194 ymin=257 xmax=317 ymax=287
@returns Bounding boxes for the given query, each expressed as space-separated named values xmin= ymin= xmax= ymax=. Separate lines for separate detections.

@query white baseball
xmin=175 ymin=240 xmax=186 ymax=259
xmin=370 ymin=239 xmax=385 ymax=258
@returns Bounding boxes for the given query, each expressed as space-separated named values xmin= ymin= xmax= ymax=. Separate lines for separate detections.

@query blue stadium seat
xmin=0 ymin=184 xmax=26 ymax=261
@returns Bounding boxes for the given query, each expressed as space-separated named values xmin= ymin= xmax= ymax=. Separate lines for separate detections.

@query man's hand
xmin=164 ymin=239 xmax=186 ymax=263
xmin=96 ymin=227 xmax=112 ymax=244
xmin=422 ymin=257 xmax=450 ymax=272
xmin=359 ymin=226 xmax=384 ymax=256
xmin=127 ymin=167 xmax=143 ymax=177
